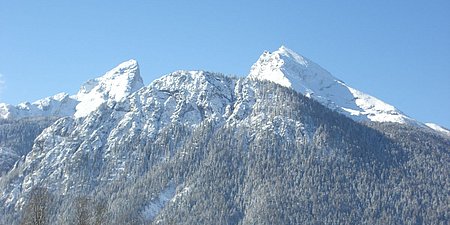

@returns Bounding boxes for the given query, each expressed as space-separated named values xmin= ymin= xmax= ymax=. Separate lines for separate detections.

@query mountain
xmin=0 ymin=93 xmax=77 ymax=120
xmin=0 ymin=59 xmax=144 ymax=178
xmin=74 ymin=59 xmax=144 ymax=118
xmin=0 ymin=47 xmax=448 ymax=225
xmin=0 ymin=59 xmax=144 ymax=120
xmin=249 ymin=46 xmax=416 ymax=124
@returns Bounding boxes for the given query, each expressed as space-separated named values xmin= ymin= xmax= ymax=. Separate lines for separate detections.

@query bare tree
xmin=73 ymin=196 xmax=91 ymax=225
xmin=21 ymin=187 xmax=52 ymax=225
xmin=72 ymin=196 xmax=108 ymax=225
xmin=93 ymin=199 xmax=108 ymax=225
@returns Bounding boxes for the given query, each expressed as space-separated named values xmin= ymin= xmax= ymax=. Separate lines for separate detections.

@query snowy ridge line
xmin=0 ymin=59 xmax=144 ymax=120
xmin=0 ymin=46 xmax=445 ymax=130
xmin=425 ymin=123 xmax=450 ymax=137
xmin=248 ymin=46 xmax=417 ymax=125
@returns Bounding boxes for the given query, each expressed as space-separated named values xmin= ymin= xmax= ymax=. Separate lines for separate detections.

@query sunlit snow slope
xmin=1 ymin=47 xmax=446 ymax=132
xmin=425 ymin=123 xmax=450 ymax=136
xmin=0 ymin=59 xmax=144 ymax=120
xmin=249 ymin=46 xmax=416 ymax=124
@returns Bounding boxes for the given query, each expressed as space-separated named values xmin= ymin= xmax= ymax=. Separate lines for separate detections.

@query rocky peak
xmin=74 ymin=59 xmax=144 ymax=118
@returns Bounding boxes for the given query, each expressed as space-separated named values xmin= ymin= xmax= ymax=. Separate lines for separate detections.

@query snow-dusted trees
xmin=2 ymin=80 xmax=449 ymax=224
xmin=0 ymin=117 xmax=55 ymax=176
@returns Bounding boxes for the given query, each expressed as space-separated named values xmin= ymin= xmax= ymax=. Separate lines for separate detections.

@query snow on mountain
xmin=249 ymin=46 xmax=415 ymax=124
xmin=0 ymin=70 xmax=315 ymax=211
xmin=0 ymin=59 xmax=144 ymax=120
xmin=0 ymin=93 xmax=77 ymax=119
xmin=0 ymin=47 xmax=429 ymax=126
xmin=425 ymin=123 xmax=450 ymax=136
xmin=102 ymin=70 xmax=238 ymax=148
xmin=142 ymin=184 xmax=176 ymax=221
xmin=1 ymin=52 xmax=448 ymax=224
xmin=2 ymin=71 xmax=233 ymax=194
xmin=74 ymin=59 xmax=144 ymax=118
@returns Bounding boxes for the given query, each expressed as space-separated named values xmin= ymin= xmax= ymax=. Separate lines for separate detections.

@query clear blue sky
xmin=1 ymin=1 xmax=449 ymax=128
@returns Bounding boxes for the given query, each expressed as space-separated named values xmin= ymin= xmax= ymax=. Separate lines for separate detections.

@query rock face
xmin=0 ymin=117 xmax=56 ymax=176
xmin=74 ymin=59 xmax=144 ymax=118
xmin=0 ymin=47 xmax=448 ymax=225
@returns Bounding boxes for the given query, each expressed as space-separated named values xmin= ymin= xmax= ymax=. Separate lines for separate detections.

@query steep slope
xmin=0 ymin=59 xmax=144 ymax=120
xmin=249 ymin=46 xmax=416 ymax=124
xmin=0 ymin=117 xmax=56 ymax=176
xmin=0 ymin=71 xmax=231 ymax=202
xmin=0 ymin=71 xmax=317 ymax=223
xmin=74 ymin=59 xmax=144 ymax=118
xmin=0 ymin=60 xmax=144 ymax=181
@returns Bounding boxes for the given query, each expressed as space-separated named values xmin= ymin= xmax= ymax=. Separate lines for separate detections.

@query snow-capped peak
xmin=249 ymin=46 xmax=414 ymax=124
xmin=74 ymin=59 xmax=144 ymax=118
xmin=249 ymin=45 xmax=336 ymax=94
xmin=0 ymin=59 xmax=144 ymax=120
xmin=278 ymin=45 xmax=309 ymax=66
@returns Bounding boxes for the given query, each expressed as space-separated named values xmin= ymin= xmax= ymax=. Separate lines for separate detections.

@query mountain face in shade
xmin=0 ymin=47 xmax=448 ymax=225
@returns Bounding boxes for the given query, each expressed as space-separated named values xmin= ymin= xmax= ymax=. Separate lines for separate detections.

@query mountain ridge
xmin=248 ymin=46 xmax=417 ymax=125
xmin=1 ymin=46 xmax=443 ymax=129
xmin=0 ymin=59 xmax=144 ymax=120
xmin=0 ymin=47 xmax=449 ymax=224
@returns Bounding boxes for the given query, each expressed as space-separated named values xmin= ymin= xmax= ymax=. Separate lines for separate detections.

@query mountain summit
xmin=0 ymin=47 xmax=446 ymax=133
xmin=0 ymin=59 xmax=144 ymax=119
xmin=249 ymin=46 xmax=415 ymax=124
xmin=74 ymin=59 xmax=144 ymax=117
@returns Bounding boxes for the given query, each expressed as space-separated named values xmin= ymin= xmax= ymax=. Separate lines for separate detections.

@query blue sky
xmin=1 ymin=1 xmax=449 ymax=128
